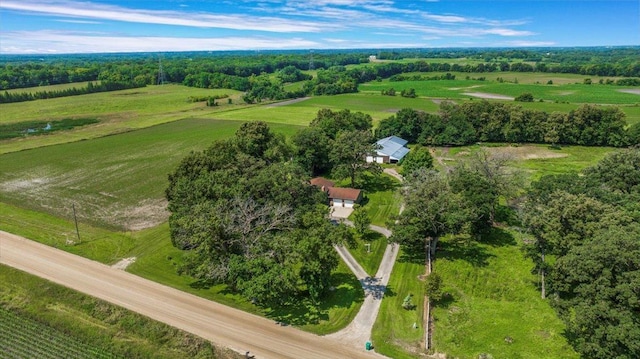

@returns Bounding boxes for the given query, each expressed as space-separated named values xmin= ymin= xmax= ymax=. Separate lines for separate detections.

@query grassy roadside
xmin=0 ymin=203 xmax=363 ymax=335
xmin=0 ymin=265 xmax=242 ymax=359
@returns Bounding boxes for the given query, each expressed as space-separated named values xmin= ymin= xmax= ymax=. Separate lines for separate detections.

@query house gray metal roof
xmin=376 ymin=136 xmax=410 ymax=161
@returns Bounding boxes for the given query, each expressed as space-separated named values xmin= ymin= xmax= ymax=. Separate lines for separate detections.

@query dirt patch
xmin=0 ymin=177 xmax=51 ymax=192
xmin=484 ymin=145 xmax=568 ymax=160
xmin=111 ymin=257 xmax=136 ymax=270
xmin=264 ymin=97 xmax=311 ymax=108
xmin=431 ymin=99 xmax=456 ymax=105
xmin=116 ymin=198 xmax=169 ymax=231
xmin=618 ymin=89 xmax=640 ymax=95
xmin=462 ymin=92 xmax=514 ymax=100
xmin=557 ymin=91 xmax=575 ymax=96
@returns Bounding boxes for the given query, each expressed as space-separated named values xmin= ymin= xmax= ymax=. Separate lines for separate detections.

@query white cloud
xmin=0 ymin=0 xmax=324 ymax=32
xmin=0 ymin=30 xmax=320 ymax=53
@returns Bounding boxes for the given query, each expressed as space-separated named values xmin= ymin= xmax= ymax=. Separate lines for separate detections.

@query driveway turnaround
xmin=0 ymin=230 xmax=384 ymax=359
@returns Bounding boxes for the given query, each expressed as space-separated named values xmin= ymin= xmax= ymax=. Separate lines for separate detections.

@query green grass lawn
xmin=0 ymin=118 xmax=302 ymax=230
xmin=431 ymin=230 xmax=579 ymax=359
xmin=356 ymin=172 xmax=402 ymax=226
xmin=347 ymin=231 xmax=388 ymax=276
xmin=372 ymin=248 xmax=426 ymax=358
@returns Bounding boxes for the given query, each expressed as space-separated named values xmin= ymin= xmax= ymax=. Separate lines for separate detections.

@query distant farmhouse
xmin=366 ymin=136 xmax=410 ymax=164
xmin=310 ymin=177 xmax=362 ymax=208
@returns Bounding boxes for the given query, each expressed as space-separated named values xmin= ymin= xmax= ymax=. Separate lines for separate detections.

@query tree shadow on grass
xmin=397 ymin=245 xmax=426 ymax=265
xmin=482 ymin=227 xmax=516 ymax=247
xmin=438 ymin=237 xmax=494 ymax=267
xmin=189 ymin=279 xmax=213 ymax=290
xmin=265 ymin=272 xmax=364 ymax=327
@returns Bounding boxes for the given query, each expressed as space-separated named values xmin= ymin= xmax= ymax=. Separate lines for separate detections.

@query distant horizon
xmin=1 ymin=45 xmax=639 ymax=58
xmin=1 ymin=1 xmax=638 ymax=54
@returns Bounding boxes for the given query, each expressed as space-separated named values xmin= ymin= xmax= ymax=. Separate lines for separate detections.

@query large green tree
xmin=166 ymin=123 xmax=345 ymax=306
xmin=330 ymin=129 xmax=381 ymax=187
xmin=391 ymin=169 xmax=468 ymax=258
xmin=550 ymin=225 xmax=640 ymax=359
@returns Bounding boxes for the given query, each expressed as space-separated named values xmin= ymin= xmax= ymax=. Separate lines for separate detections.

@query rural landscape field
xmin=1 ymin=1 xmax=639 ymax=359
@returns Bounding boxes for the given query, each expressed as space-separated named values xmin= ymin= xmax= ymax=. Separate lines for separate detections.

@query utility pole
xmin=72 ymin=203 xmax=81 ymax=243
xmin=157 ymin=56 xmax=166 ymax=85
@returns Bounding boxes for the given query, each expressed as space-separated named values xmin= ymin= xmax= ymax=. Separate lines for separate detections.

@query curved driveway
xmin=0 ymin=230 xmax=383 ymax=359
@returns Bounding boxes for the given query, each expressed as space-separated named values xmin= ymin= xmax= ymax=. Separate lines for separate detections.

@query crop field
xmin=0 ymin=118 xmax=302 ymax=230
xmin=0 ymin=307 xmax=117 ymax=359
xmin=0 ymin=265 xmax=240 ymax=359
xmin=0 ymin=84 xmax=245 ymax=154
xmin=431 ymin=231 xmax=579 ymax=359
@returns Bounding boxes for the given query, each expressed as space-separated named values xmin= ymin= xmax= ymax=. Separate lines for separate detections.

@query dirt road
xmin=0 ymin=230 xmax=382 ymax=359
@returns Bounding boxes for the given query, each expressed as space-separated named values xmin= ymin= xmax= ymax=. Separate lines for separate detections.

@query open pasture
xmin=0 ymin=118 xmax=302 ymax=230
xmin=0 ymin=84 xmax=245 ymax=154
xmin=435 ymin=144 xmax=616 ymax=182
xmin=214 ymin=93 xmax=440 ymax=125
xmin=431 ymin=232 xmax=578 ymax=359
xmin=360 ymin=74 xmax=640 ymax=105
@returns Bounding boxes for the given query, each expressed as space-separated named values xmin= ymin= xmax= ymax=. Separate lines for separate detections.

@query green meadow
xmin=431 ymin=231 xmax=579 ymax=359
xmin=360 ymin=73 xmax=640 ymax=105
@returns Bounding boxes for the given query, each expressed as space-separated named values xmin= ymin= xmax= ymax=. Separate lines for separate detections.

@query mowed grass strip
xmin=372 ymin=249 xmax=426 ymax=359
xmin=0 ymin=265 xmax=241 ymax=359
xmin=431 ymin=230 xmax=578 ymax=359
xmin=0 ymin=84 xmax=245 ymax=154
xmin=0 ymin=119 xmax=302 ymax=230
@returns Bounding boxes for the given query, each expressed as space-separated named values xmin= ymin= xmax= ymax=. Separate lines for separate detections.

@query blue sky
xmin=0 ymin=1 xmax=638 ymax=54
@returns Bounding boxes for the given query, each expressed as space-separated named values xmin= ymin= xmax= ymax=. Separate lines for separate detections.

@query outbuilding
xmin=366 ymin=136 xmax=410 ymax=164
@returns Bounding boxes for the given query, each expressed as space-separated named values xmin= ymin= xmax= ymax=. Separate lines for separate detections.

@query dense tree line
xmin=165 ymin=122 xmax=353 ymax=306
xmin=375 ymin=102 xmax=636 ymax=147
xmin=2 ymin=48 xmax=637 ymax=92
xmin=0 ymin=81 xmax=144 ymax=103
xmin=522 ymin=149 xmax=640 ymax=358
